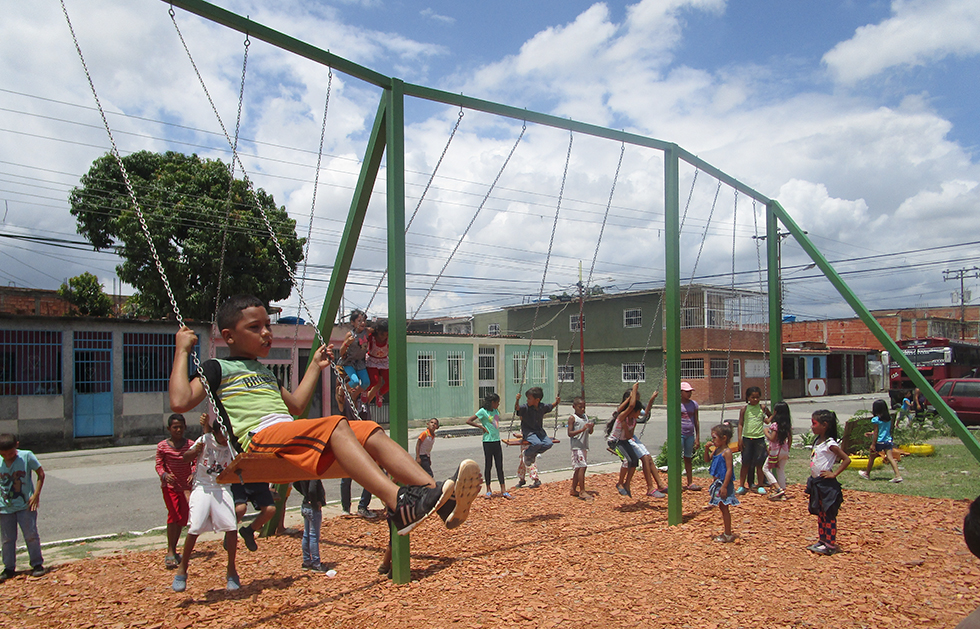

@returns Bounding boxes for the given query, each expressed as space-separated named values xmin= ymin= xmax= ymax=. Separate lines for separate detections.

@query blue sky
xmin=3 ymin=0 xmax=980 ymax=324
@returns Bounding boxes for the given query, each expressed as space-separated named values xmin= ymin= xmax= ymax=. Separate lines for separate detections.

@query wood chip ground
xmin=6 ymin=473 xmax=978 ymax=628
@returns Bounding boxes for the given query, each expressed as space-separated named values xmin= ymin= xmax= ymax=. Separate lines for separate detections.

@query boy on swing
xmin=169 ymin=295 xmax=482 ymax=538
xmin=514 ymin=387 xmax=560 ymax=489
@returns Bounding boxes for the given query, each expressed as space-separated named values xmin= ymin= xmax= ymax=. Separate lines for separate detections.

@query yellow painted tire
xmin=848 ymin=456 xmax=884 ymax=470
xmin=899 ymin=444 xmax=936 ymax=457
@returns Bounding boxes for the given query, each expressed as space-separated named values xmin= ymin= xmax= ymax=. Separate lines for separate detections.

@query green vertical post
xmin=261 ymin=98 xmax=390 ymax=541
xmin=386 ymin=78 xmax=412 ymax=583
xmin=766 ymin=202 xmax=783 ymax=403
xmin=769 ymin=201 xmax=980 ymax=463
xmin=664 ymin=145 xmax=682 ymax=526
xmin=314 ymin=97 xmax=388 ymax=345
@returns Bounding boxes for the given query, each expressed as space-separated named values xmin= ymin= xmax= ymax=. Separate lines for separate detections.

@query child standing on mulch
xmin=172 ymin=413 xmax=238 ymax=592
xmin=416 ymin=418 xmax=439 ymax=477
xmin=805 ymin=410 xmax=851 ymax=556
xmin=860 ymin=399 xmax=903 ymax=484
xmin=764 ymin=402 xmax=793 ymax=501
xmin=737 ymin=386 xmax=772 ymax=496
xmin=707 ymin=423 xmax=738 ymax=543
xmin=567 ymin=396 xmax=594 ymax=498
xmin=156 ymin=413 xmax=193 ymax=570
xmin=679 ymin=382 xmax=702 ymax=491
xmin=293 ymin=478 xmax=330 ymax=573
xmin=467 ymin=393 xmax=509 ymax=499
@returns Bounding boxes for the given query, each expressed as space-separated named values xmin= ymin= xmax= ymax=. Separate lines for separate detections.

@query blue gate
xmin=74 ymin=331 xmax=113 ymax=437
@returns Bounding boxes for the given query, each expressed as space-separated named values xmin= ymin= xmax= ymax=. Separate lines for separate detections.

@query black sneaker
xmin=0 ymin=569 xmax=14 ymax=582
xmin=515 ymin=479 xmax=526 ymax=488
xmin=387 ymin=483 xmax=452 ymax=536
xmin=307 ymin=564 xmax=331 ymax=574
xmin=357 ymin=507 xmax=379 ymax=520
xmin=434 ymin=459 xmax=482 ymax=530
xmin=30 ymin=565 xmax=45 ymax=578
xmin=239 ymin=526 xmax=258 ymax=552
xmin=530 ymin=480 xmax=542 ymax=489
xmin=301 ymin=561 xmax=313 ymax=571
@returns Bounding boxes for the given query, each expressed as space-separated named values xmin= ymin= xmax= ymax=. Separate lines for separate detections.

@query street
xmin=36 ymin=393 xmax=883 ymax=543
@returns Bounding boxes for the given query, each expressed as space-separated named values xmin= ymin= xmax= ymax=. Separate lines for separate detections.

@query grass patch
xmin=783 ymin=440 xmax=980 ymax=501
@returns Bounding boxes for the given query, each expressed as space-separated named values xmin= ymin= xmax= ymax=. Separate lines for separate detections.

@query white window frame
xmin=488 ymin=323 xmax=500 ymax=336
xmin=447 ymin=350 xmax=465 ymax=387
xmin=512 ymin=351 xmax=527 ymax=385
xmin=622 ymin=362 xmax=646 ymax=382
xmin=569 ymin=314 xmax=585 ymax=332
xmin=531 ymin=352 xmax=548 ymax=384
xmin=710 ymin=358 xmax=728 ymax=379
xmin=417 ymin=351 xmax=435 ymax=388
xmin=557 ymin=364 xmax=575 ymax=382
xmin=680 ymin=358 xmax=705 ymax=380
xmin=623 ymin=308 xmax=642 ymax=328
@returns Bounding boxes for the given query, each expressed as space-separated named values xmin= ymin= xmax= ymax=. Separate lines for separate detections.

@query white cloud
xmin=823 ymin=0 xmax=980 ymax=84
xmin=420 ymin=9 xmax=455 ymax=25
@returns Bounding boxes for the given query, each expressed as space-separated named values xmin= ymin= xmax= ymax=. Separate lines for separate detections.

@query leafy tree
xmin=58 ymin=272 xmax=115 ymax=317
xmin=69 ymin=151 xmax=303 ymax=321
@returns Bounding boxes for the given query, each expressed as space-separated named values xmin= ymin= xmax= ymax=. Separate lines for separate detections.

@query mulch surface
xmin=7 ymin=473 xmax=979 ymax=628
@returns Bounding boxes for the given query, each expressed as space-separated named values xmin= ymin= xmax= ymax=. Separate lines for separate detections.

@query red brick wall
xmin=0 ymin=288 xmax=71 ymax=317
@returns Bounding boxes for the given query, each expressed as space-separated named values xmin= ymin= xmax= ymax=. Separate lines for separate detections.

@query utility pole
xmin=943 ymin=267 xmax=980 ymax=341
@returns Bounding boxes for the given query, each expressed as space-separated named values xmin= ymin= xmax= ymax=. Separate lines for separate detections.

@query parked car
xmin=934 ymin=378 xmax=980 ymax=426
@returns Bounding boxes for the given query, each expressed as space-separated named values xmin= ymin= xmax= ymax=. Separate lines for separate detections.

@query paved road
xmin=36 ymin=393 xmax=885 ymax=544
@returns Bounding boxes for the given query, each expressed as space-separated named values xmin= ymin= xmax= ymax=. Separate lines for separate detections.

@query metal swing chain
xmin=292 ymin=68 xmax=334 ymax=361
xmin=411 ymin=119 xmax=525 ymax=321
xmin=365 ymin=107 xmax=463 ymax=313
xmin=719 ymin=189 xmax=739 ymax=422
xmin=169 ymin=8 xmax=330 ymax=357
xmin=210 ymin=32 xmax=250 ymax=357
xmin=679 ymin=167 xmax=700 ymax=236
xmin=519 ymin=130 xmax=573 ymax=438
xmin=61 ymin=0 xmax=235 ymax=456
xmin=682 ymin=179 xmax=722 ymax=312
xmin=556 ymin=141 xmax=626 ymax=406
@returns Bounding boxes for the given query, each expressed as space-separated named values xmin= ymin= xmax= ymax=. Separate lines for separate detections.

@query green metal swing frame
xmin=163 ymin=0 xmax=980 ymax=585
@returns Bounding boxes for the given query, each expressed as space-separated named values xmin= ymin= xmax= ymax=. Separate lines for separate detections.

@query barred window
xmin=569 ymin=314 xmax=585 ymax=332
xmin=623 ymin=308 xmax=642 ymax=328
xmin=124 ymin=332 xmax=200 ymax=393
xmin=447 ymin=350 xmax=465 ymax=387
xmin=531 ymin=352 xmax=548 ymax=384
xmin=557 ymin=364 xmax=575 ymax=382
xmin=512 ymin=351 xmax=527 ymax=385
xmin=488 ymin=323 xmax=500 ymax=337
xmin=622 ymin=362 xmax=646 ymax=382
xmin=417 ymin=351 xmax=435 ymax=388
xmin=710 ymin=358 xmax=729 ymax=379
xmin=0 ymin=330 xmax=63 ymax=396
xmin=680 ymin=359 xmax=705 ymax=380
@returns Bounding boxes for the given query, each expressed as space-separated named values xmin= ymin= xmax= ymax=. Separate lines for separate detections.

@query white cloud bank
xmin=823 ymin=0 xmax=980 ymax=84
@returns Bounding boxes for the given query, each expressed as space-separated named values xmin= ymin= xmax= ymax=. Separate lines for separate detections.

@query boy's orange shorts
xmin=246 ymin=417 xmax=381 ymax=482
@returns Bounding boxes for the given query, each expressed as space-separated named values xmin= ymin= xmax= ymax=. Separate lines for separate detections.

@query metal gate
xmin=478 ymin=346 xmax=497 ymax=402
xmin=73 ymin=331 xmax=113 ymax=437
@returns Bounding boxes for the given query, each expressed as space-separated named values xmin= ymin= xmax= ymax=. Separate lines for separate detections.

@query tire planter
xmin=847 ymin=455 xmax=884 ymax=470
xmin=898 ymin=443 xmax=936 ymax=457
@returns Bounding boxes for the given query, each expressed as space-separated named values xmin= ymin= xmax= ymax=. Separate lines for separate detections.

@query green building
xmin=472 ymin=285 xmax=772 ymax=405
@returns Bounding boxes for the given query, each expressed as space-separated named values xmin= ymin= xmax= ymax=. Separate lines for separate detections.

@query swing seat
xmin=217 ymin=451 xmax=323 ymax=485
xmin=502 ymin=432 xmax=559 ymax=447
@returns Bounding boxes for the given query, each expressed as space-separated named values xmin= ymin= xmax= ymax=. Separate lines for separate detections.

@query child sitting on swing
xmin=169 ymin=295 xmax=481 ymax=537
xmin=514 ymin=387 xmax=560 ymax=489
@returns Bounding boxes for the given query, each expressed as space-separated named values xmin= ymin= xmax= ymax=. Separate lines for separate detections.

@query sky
xmin=3 ymin=0 xmax=980 ymax=327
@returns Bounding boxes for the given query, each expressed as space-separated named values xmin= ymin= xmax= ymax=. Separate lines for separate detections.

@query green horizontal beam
xmin=770 ymin=201 xmax=980 ymax=464
xmin=165 ymin=0 xmax=391 ymax=88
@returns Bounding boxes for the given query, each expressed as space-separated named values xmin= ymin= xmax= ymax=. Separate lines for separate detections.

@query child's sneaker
xmin=388 ymin=484 xmax=451 ymax=536
xmin=858 ymin=470 xmax=870 ymax=480
xmin=30 ymin=565 xmax=45 ymax=578
xmin=226 ymin=574 xmax=241 ymax=590
xmin=889 ymin=477 xmax=903 ymax=483
xmin=0 ymin=569 xmax=14 ymax=582
xmin=514 ymin=479 xmax=526 ymax=488
xmin=530 ymin=479 xmax=542 ymax=489
xmin=172 ymin=574 xmax=187 ymax=592
xmin=437 ymin=459 xmax=482 ymax=530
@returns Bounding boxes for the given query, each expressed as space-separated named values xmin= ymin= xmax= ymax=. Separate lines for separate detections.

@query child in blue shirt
xmin=0 ymin=433 xmax=45 ymax=580
xmin=860 ymin=399 xmax=902 ymax=483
